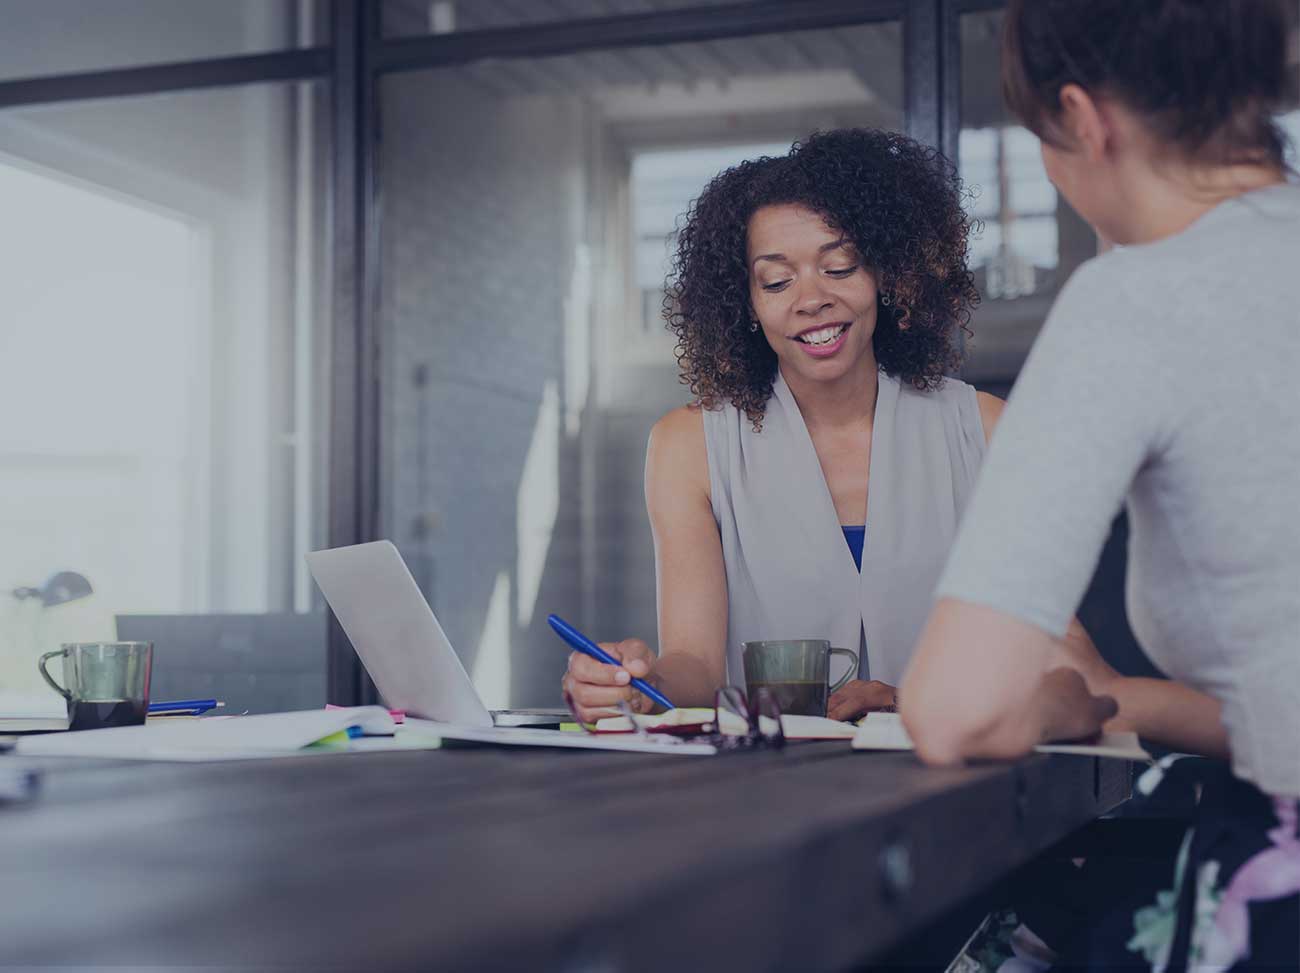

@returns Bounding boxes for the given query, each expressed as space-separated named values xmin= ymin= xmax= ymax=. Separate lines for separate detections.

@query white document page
xmin=14 ymin=707 xmax=395 ymax=761
xmin=850 ymin=712 xmax=917 ymax=751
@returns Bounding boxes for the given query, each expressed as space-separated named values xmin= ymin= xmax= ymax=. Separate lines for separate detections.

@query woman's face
xmin=746 ymin=203 xmax=879 ymax=384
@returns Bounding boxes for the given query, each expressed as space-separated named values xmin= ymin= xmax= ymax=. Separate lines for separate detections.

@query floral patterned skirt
xmin=950 ymin=757 xmax=1299 ymax=973
xmin=1098 ymin=757 xmax=1300 ymax=972
xmin=1054 ymin=757 xmax=1300 ymax=971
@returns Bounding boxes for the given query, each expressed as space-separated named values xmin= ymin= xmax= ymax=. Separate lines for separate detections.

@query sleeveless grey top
xmin=703 ymin=369 xmax=986 ymax=689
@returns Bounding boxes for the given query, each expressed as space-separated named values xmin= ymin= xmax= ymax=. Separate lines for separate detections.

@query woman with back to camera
xmin=901 ymin=0 xmax=1299 ymax=967
xmin=562 ymin=129 xmax=1110 ymax=725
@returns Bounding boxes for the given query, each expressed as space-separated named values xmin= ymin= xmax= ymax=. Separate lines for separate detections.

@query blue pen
xmin=547 ymin=614 xmax=675 ymax=711
xmin=148 ymin=698 xmax=220 ymax=715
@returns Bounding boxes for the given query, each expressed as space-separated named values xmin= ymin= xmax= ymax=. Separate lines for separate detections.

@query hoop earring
xmin=749 ymin=318 xmax=760 ymax=333
xmin=880 ymin=292 xmax=892 ymax=306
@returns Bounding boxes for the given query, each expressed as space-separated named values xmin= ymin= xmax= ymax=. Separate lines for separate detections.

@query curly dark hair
xmin=665 ymin=128 xmax=979 ymax=427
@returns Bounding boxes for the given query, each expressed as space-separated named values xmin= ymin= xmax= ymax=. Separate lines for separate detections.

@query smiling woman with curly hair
xmin=669 ymin=129 xmax=977 ymax=427
xmin=561 ymin=128 xmax=1098 ymax=727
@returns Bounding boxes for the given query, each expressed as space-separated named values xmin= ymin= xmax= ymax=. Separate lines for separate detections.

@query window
xmin=0 ymin=0 xmax=327 ymax=82
xmin=0 ymin=156 xmax=211 ymax=615
xmin=959 ymin=126 xmax=1060 ymax=302
xmin=383 ymin=0 xmax=753 ymax=37
xmin=958 ymin=9 xmax=1096 ymax=387
xmin=628 ymin=141 xmax=788 ymax=352
xmin=0 ymin=82 xmax=330 ymax=705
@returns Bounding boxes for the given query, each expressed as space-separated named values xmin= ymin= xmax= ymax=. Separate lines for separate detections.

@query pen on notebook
xmin=546 ymin=613 xmax=674 ymax=711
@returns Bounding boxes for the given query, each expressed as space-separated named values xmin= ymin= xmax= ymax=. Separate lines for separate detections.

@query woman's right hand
xmin=561 ymin=638 xmax=660 ymax=725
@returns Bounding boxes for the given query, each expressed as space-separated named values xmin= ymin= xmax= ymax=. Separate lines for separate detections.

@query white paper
xmin=851 ymin=713 xmax=1152 ymax=761
xmin=14 ymin=707 xmax=395 ymax=761
xmin=779 ymin=714 xmax=859 ymax=739
xmin=850 ymin=712 xmax=917 ymax=750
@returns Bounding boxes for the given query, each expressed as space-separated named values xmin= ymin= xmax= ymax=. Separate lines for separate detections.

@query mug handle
xmin=38 ymin=649 xmax=71 ymax=700
xmin=828 ymin=647 xmax=860 ymax=694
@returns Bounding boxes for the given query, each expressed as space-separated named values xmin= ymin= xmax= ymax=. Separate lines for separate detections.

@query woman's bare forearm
xmin=648 ymin=651 xmax=724 ymax=710
xmin=1105 ymin=676 xmax=1229 ymax=759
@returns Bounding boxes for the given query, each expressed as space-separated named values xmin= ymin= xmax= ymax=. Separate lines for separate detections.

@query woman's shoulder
xmin=975 ymin=390 xmax=1005 ymax=443
xmin=646 ymin=404 xmax=711 ymax=509
xmin=650 ymin=402 xmax=705 ymax=443
xmin=648 ymin=404 xmax=708 ymax=473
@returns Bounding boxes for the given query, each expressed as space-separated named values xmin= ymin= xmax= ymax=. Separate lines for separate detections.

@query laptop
xmin=305 ymin=541 xmax=567 ymax=728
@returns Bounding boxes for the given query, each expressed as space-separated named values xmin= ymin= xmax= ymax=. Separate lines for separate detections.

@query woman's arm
xmin=900 ymin=598 xmax=1117 ymax=763
xmin=983 ymin=393 xmax=1227 ymax=757
xmin=562 ymin=406 xmax=727 ymax=720
xmin=900 ymin=390 xmax=1120 ymax=760
xmin=901 ymin=578 xmax=1231 ymax=764
xmin=903 ymin=276 xmax=1229 ymax=763
xmin=1053 ymin=620 xmax=1229 ymax=758
xmin=1105 ymin=678 xmax=1229 ymax=758
xmin=642 ymin=406 xmax=729 ymax=706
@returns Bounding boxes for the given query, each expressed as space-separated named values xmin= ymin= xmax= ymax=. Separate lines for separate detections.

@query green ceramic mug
xmin=741 ymin=639 xmax=859 ymax=717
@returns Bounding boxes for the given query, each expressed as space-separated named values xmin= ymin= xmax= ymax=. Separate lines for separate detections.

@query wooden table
xmin=0 ymin=742 xmax=1129 ymax=970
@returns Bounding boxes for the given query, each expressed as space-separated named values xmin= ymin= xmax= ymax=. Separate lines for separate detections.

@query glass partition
xmin=379 ymin=19 xmax=903 ymax=706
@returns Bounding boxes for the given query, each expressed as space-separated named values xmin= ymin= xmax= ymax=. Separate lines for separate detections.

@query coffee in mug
xmin=38 ymin=642 xmax=153 ymax=731
xmin=741 ymin=639 xmax=859 ymax=717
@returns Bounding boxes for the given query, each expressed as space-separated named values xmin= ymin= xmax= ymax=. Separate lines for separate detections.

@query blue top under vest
xmin=842 ymin=525 xmax=865 ymax=572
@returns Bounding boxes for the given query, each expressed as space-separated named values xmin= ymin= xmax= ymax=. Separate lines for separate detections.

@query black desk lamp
xmin=12 ymin=571 xmax=93 ymax=607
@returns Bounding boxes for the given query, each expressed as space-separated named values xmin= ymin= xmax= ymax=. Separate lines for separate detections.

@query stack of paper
xmin=14 ymin=707 xmax=406 ymax=761
xmin=12 ymin=708 xmax=718 ymax=760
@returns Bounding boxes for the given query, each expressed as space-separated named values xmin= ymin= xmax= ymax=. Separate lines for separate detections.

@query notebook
xmin=594 ymin=708 xmax=860 ymax=740
xmin=407 ymin=718 xmax=716 ymax=755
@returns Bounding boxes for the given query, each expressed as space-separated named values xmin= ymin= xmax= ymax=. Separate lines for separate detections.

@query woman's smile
xmin=793 ymin=320 xmax=852 ymax=357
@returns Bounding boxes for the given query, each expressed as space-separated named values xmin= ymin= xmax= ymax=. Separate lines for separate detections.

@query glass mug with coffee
xmin=741 ymin=639 xmax=859 ymax=717
xmin=38 ymin=642 xmax=153 ymax=731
